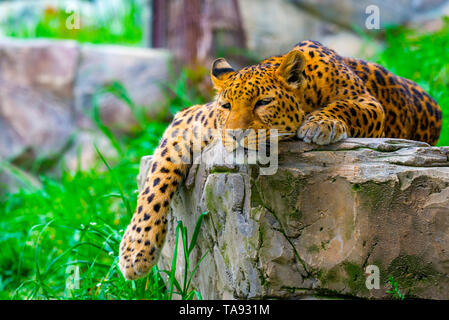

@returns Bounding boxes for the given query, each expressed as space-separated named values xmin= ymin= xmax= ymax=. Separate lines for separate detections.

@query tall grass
xmin=162 ymin=212 xmax=209 ymax=300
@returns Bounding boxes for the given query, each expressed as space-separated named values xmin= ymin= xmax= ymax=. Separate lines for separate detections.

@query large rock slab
xmin=0 ymin=38 xmax=79 ymax=162
xmin=138 ymin=138 xmax=449 ymax=299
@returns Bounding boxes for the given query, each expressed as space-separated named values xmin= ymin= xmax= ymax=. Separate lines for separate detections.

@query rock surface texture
xmin=138 ymin=138 xmax=449 ymax=299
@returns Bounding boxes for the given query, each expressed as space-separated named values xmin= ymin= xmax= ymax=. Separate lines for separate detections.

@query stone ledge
xmin=138 ymin=138 xmax=449 ymax=299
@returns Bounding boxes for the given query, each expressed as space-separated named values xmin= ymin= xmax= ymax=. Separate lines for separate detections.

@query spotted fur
xmin=119 ymin=40 xmax=442 ymax=279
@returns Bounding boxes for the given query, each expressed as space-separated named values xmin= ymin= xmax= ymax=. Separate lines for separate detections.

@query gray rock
xmin=239 ymin=0 xmax=448 ymax=59
xmin=290 ymin=0 xmax=449 ymax=29
xmin=74 ymin=44 xmax=172 ymax=132
xmin=0 ymin=116 xmax=25 ymax=161
xmin=0 ymin=37 xmax=171 ymax=179
xmin=138 ymin=138 xmax=449 ymax=299
xmin=0 ymin=38 xmax=78 ymax=161
xmin=0 ymin=38 xmax=79 ymax=99
xmin=239 ymin=0 xmax=381 ymax=59
xmin=61 ymin=130 xmax=119 ymax=172
xmin=239 ymin=0 xmax=336 ymax=58
xmin=0 ymin=160 xmax=41 ymax=195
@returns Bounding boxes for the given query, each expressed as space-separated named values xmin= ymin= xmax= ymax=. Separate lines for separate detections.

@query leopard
xmin=118 ymin=40 xmax=442 ymax=280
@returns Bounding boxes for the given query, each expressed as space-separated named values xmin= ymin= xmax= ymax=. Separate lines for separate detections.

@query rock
xmin=0 ymin=37 xmax=171 ymax=177
xmin=138 ymin=138 xmax=449 ymax=299
xmin=0 ymin=38 xmax=79 ymax=162
xmin=290 ymin=0 xmax=449 ymax=30
xmin=0 ymin=160 xmax=41 ymax=196
xmin=0 ymin=116 xmax=26 ymax=161
xmin=0 ymin=38 xmax=79 ymax=99
xmin=61 ymin=130 xmax=119 ymax=173
xmin=406 ymin=1 xmax=449 ymax=32
xmin=239 ymin=0 xmax=336 ymax=58
xmin=74 ymin=44 xmax=172 ymax=132
xmin=0 ymin=83 xmax=75 ymax=164
xmin=239 ymin=0 xmax=381 ymax=59
xmin=318 ymin=32 xmax=380 ymax=60
xmin=239 ymin=0 xmax=448 ymax=59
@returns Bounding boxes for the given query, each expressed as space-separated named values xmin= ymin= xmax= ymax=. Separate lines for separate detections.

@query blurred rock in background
xmin=291 ymin=0 xmax=449 ymax=30
xmin=0 ymin=38 xmax=171 ymax=187
xmin=239 ymin=0 xmax=376 ymax=58
xmin=74 ymin=44 xmax=171 ymax=132
xmin=0 ymin=39 xmax=78 ymax=164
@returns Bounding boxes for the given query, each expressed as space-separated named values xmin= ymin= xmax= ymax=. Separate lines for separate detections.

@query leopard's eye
xmin=255 ymin=98 xmax=274 ymax=108
xmin=221 ymin=102 xmax=231 ymax=110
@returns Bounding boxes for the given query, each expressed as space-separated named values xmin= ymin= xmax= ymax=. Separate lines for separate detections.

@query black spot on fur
xmin=160 ymin=184 xmax=169 ymax=193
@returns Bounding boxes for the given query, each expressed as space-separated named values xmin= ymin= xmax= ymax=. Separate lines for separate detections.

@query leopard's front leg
xmin=119 ymin=103 xmax=218 ymax=280
xmin=297 ymin=95 xmax=385 ymax=145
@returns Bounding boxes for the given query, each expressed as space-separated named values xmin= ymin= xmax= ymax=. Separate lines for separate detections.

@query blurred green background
xmin=0 ymin=0 xmax=448 ymax=299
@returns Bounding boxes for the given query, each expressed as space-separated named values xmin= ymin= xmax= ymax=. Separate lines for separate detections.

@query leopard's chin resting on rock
xmin=118 ymin=40 xmax=442 ymax=280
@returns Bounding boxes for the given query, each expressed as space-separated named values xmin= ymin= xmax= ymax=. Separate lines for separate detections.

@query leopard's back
xmin=342 ymin=56 xmax=442 ymax=145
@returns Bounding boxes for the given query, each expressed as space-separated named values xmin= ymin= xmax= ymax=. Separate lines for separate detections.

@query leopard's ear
xmin=276 ymin=50 xmax=306 ymax=90
xmin=211 ymin=58 xmax=235 ymax=89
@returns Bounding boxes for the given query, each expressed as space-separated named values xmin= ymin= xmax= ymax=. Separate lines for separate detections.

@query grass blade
xmin=188 ymin=212 xmax=208 ymax=255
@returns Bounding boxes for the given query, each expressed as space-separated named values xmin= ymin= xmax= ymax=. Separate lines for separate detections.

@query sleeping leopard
xmin=119 ymin=40 xmax=442 ymax=280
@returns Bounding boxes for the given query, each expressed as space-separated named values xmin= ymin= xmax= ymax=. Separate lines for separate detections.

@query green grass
xmin=0 ymin=72 xmax=208 ymax=300
xmin=0 ymin=0 xmax=144 ymax=46
xmin=375 ymin=18 xmax=449 ymax=146
xmin=161 ymin=212 xmax=209 ymax=300
xmin=386 ymin=275 xmax=405 ymax=300
xmin=0 ymin=137 xmax=164 ymax=299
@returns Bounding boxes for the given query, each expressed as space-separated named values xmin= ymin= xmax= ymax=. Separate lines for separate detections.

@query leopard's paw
xmin=297 ymin=117 xmax=348 ymax=145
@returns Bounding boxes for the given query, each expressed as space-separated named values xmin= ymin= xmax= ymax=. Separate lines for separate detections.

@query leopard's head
xmin=210 ymin=50 xmax=307 ymax=151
